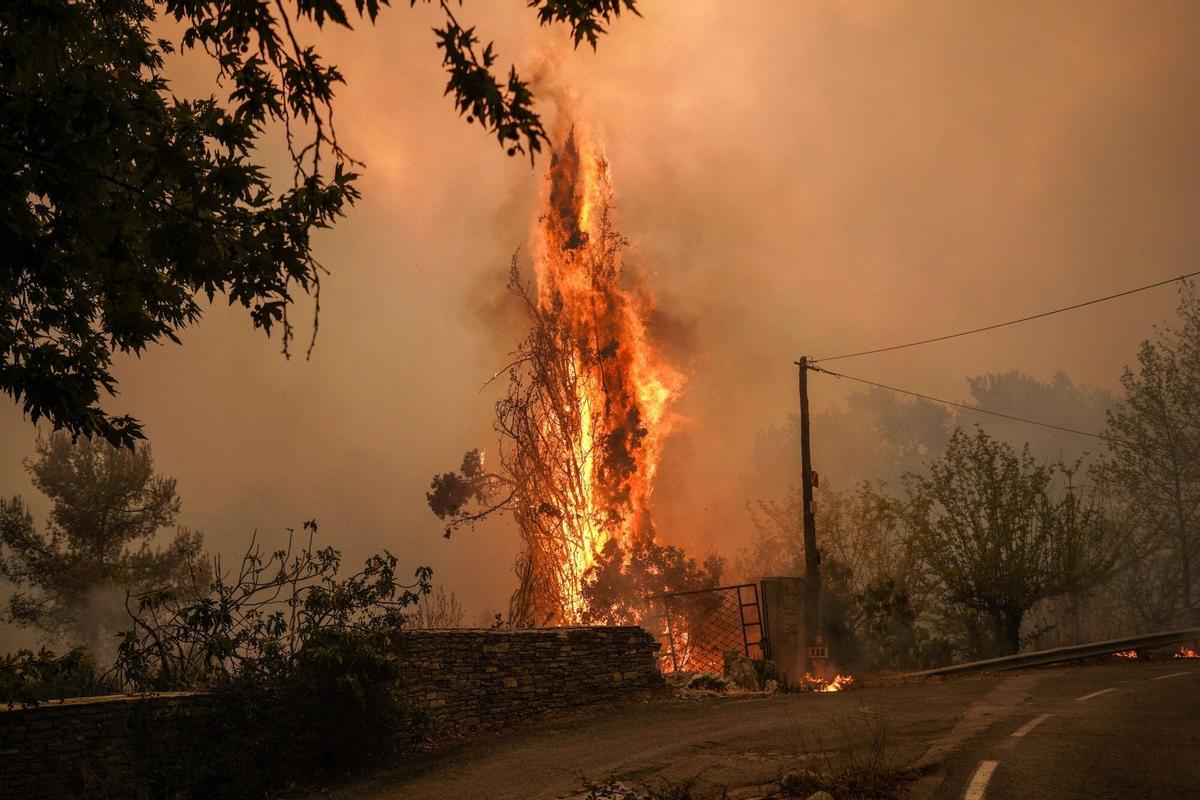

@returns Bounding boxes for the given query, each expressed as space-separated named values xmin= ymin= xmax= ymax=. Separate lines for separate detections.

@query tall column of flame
xmin=527 ymin=126 xmax=683 ymax=621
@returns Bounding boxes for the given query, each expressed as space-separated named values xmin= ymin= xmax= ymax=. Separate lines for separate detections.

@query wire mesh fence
xmin=646 ymin=584 xmax=764 ymax=674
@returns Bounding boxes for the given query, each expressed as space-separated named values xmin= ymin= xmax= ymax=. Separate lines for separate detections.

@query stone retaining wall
xmin=0 ymin=692 xmax=211 ymax=800
xmin=0 ymin=626 xmax=663 ymax=798
xmin=393 ymin=626 xmax=664 ymax=737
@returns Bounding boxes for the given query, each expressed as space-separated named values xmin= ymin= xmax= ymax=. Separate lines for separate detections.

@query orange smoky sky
xmin=4 ymin=2 xmax=1200 ymax=643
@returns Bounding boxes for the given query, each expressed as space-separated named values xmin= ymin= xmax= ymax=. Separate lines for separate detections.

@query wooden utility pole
xmin=796 ymin=357 xmax=822 ymax=673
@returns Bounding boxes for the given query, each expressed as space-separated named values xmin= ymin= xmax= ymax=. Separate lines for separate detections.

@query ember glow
xmin=1114 ymin=650 xmax=1138 ymax=659
xmin=505 ymin=125 xmax=683 ymax=624
xmin=801 ymin=673 xmax=855 ymax=692
xmin=1175 ymin=645 xmax=1199 ymax=659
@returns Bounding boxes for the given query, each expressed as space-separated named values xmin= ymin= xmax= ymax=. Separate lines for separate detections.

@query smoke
xmin=5 ymin=3 xmax=1200 ymax=645
xmin=77 ymin=585 xmax=130 ymax=669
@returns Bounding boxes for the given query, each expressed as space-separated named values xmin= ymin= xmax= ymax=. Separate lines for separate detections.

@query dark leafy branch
xmin=1 ymin=0 xmax=640 ymax=447
xmin=432 ymin=1 xmax=545 ymax=161
xmin=427 ymin=446 xmax=515 ymax=537
xmin=115 ymin=520 xmax=431 ymax=690
xmin=526 ymin=0 xmax=640 ymax=48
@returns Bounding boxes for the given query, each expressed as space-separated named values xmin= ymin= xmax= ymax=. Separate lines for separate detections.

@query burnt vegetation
xmin=428 ymin=128 xmax=718 ymax=627
xmin=429 ymin=254 xmax=721 ymax=626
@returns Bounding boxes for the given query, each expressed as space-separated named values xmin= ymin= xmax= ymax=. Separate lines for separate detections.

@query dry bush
xmin=782 ymin=706 xmax=919 ymax=800
xmin=406 ymin=586 xmax=466 ymax=628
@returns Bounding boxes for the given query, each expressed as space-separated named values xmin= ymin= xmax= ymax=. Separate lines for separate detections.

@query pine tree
xmin=0 ymin=432 xmax=207 ymax=657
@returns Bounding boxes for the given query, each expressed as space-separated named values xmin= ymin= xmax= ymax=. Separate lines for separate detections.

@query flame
xmin=527 ymin=124 xmax=683 ymax=622
xmin=1114 ymin=650 xmax=1138 ymax=659
xmin=802 ymin=673 xmax=855 ymax=692
xmin=1175 ymin=645 xmax=1199 ymax=659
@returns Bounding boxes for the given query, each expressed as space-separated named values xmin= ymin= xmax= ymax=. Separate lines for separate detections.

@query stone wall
xmin=393 ymin=626 xmax=663 ymax=737
xmin=0 ymin=626 xmax=663 ymax=798
xmin=0 ymin=692 xmax=211 ymax=800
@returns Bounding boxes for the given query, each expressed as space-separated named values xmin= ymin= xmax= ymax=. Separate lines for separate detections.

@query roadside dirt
xmin=301 ymin=672 xmax=1007 ymax=799
xmin=299 ymin=661 xmax=1199 ymax=799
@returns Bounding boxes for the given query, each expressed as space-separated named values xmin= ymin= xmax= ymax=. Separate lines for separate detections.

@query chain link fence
xmin=646 ymin=584 xmax=764 ymax=674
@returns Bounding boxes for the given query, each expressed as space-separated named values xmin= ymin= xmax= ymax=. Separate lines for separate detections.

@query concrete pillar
xmin=760 ymin=576 xmax=808 ymax=684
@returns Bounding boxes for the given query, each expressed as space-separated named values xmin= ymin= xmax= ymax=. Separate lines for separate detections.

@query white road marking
xmin=964 ymin=760 xmax=999 ymax=800
xmin=1011 ymin=713 xmax=1051 ymax=738
xmin=1152 ymin=671 xmax=1191 ymax=681
xmin=1077 ymin=688 xmax=1116 ymax=701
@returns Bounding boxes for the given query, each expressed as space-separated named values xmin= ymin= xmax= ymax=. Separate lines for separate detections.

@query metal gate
xmin=646 ymin=584 xmax=764 ymax=674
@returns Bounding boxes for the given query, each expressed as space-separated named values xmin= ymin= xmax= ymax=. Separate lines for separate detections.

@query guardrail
xmin=909 ymin=627 xmax=1200 ymax=678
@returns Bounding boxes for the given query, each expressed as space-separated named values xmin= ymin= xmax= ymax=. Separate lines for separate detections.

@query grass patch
xmin=781 ymin=706 xmax=920 ymax=799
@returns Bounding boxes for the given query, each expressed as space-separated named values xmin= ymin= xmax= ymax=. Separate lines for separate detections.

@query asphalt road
xmin=306 ymin=659 xmax=1200 ymax=799
xmin=925 ymin=660 xmax=1200 ymax=800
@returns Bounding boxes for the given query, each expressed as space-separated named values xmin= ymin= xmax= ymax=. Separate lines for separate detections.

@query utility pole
xmin=796 ymin=357 xmax=822 ymax=674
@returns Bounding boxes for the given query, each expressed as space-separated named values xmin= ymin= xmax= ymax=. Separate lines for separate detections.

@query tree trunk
xmin=1182 ymin=536 xmax=1194 ymax=621
xmin=1002 ymin=609 xmax=1024 ymax=655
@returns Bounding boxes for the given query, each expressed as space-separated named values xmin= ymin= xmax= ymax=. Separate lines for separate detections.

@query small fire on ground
xmin=1114 ymin=650 xmax=1138 ymax=659
xmin=1175 ymin=645 xmax=1199 ymax=659
xmin=800 ymin=673 xmax=855 ymax=692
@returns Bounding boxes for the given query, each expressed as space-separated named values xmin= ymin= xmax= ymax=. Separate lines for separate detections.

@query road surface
xmin=304 ymin=659 xmax=1200 ymax=799
xmin=925 ymin=661 xmax=1200 ymax=800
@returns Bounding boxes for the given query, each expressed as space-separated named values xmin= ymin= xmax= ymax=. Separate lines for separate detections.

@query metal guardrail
xmin=909 ymin=627 xmax=1200 ymax=677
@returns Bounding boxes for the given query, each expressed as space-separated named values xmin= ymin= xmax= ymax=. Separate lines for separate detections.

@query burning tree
xmin=428 ymin=127 xmax=720 ymax=626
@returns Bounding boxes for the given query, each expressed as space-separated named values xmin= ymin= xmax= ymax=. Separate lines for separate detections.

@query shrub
xmin=0 ymin=646 xmax=116 ymax=707
xmin=113 ymin=521 xmax=432 ymax=798
xmin=155 ymin=630 xmax=417 ymax=798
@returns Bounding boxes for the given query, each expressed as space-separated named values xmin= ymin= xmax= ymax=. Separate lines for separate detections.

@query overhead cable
xmin=808 ymin=364 xmax=1108 ymax=441
xmin=812 ymin=269 xmax=1200 ymax=363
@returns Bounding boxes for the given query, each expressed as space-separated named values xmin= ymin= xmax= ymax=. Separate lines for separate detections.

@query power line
xmin=808 ymin=364 xmax=1108 ymax=441
xmin=812 ymin=269 xmax=1200 ymax=363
